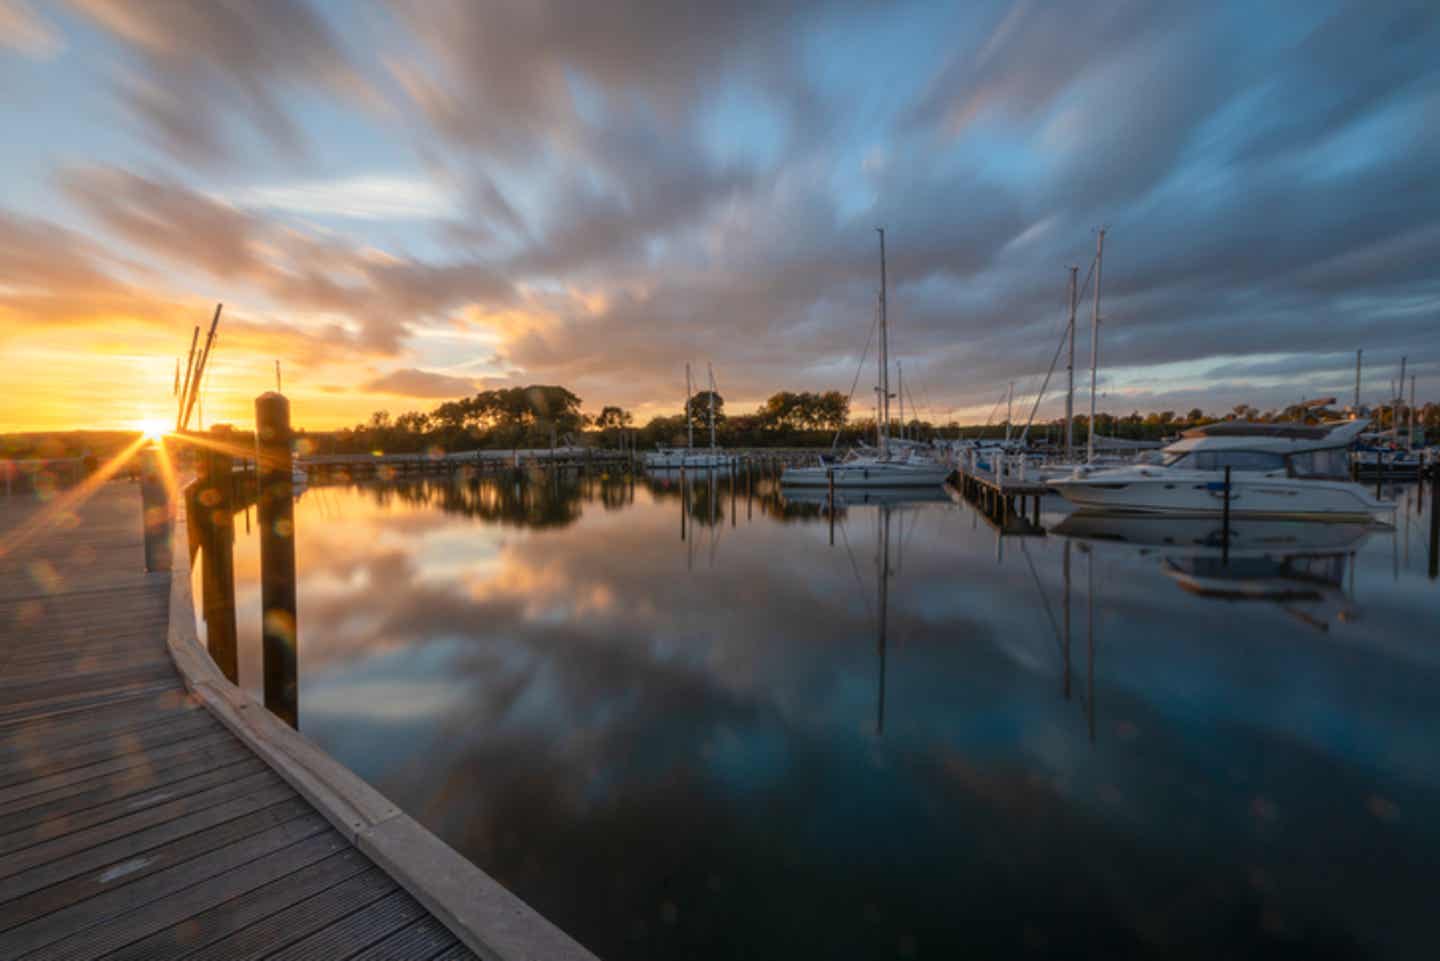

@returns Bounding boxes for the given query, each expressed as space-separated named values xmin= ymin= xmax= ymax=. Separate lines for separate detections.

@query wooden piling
xmin=139 ymin=444 xmax=171 ymax=572
xmin=197 ymin=442 xmax=238 ymax=682
xmin=255 ymin=391 xmax=298 ymax=728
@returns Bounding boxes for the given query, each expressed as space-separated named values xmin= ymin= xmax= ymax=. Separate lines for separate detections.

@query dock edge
xmin=166 ymin=483 xmax=600 ymax=961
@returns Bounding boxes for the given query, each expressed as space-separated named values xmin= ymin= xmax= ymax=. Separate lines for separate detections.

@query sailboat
xmin=783 ymin=229 xmax=951 ymax=489
xmin=645 ymin=363 xmax=735 ymax=469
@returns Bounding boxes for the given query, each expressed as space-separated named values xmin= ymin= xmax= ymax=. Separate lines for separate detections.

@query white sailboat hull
xmin=781 ymin=461 xmax=951 ymax=488
xmin=643 ymin=449 xmax=736 ymax=468
xmin=1048 ymin=471 xmax=1391 ymax=521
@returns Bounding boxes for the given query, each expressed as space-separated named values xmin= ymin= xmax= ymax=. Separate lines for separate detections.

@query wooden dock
xmin=0 ymin=481 xmax=554 ymax=960
xmin=950 ymin=465 xmax=1049 ymax=535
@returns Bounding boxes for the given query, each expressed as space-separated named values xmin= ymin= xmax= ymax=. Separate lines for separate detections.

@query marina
xmin=5 ymin=5 xmax=1440 ymax=955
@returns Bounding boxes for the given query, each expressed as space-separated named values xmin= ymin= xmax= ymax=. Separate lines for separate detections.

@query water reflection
xmin=1055 ymin=514 xmax=1373 ymax=631
xmin=203 ymin=471 xmax=1440 ymax=960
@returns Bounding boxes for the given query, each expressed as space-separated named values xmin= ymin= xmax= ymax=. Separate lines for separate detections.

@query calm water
xmin=198 ymin=469 xmax=1440 ymax=959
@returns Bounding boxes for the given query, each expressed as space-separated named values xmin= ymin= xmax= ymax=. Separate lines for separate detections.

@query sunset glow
xmin=0 ymin=1 xmax=1432 ymax=431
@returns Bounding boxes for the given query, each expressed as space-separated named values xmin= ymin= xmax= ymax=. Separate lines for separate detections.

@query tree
xmin=687 ymin=391 xmax=725 ymax=432
xmin=595 ymin=406 xmax=633 ymax=430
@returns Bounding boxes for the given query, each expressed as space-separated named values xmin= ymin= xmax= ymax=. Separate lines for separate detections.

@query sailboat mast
xmin=1397 ymin=355 xmax=1407 ymax=438
xmin=1409 ymin=374 xmax=1416 ymax=449
xmin=898 ymin=361 xmax=905 ymax=442
xmin=1065 ymin=266 xmax=1078 ymax=460
xmin=1004 ymin=380 xmax=1014 ymax=443
xmin=707 ymin=363 xmax=717 ymax=450
xmin=175 ymin=325 xmax=200 ymax=431
xmin=1087 ymin=229 xmax=1105 ymax=464
xmin=1354 ymin=349 xmax=1363 ymax=412
xmin=877 ymin=227 xmax=889 ymax=459
xmin=685 ymin=362 xmax=693 ymax=450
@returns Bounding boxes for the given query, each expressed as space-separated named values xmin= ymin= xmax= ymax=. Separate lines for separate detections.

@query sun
xmin=134 ymin=418 xmax=169 ymax=440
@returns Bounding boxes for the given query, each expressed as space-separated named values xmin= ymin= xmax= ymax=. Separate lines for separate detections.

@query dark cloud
xmin=71 ymin=0 xmax=373 ymax=164
xmin=361 ymin=367 xmax=478 ymax=398
xmin=386 ymin=0 xmax=831 ymax=156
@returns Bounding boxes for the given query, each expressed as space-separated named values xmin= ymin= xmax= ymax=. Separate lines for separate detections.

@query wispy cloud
xmin=0 ymin=0 xmax=62 ymax=58
xmin=235 ymin=174 xmax=455 ymax=221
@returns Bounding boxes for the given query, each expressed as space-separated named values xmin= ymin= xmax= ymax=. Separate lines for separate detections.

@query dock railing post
xmin=255 ymin=392 xmax=299 ymax=728
xmin=140 ymin=443 xmax=172 ymax=573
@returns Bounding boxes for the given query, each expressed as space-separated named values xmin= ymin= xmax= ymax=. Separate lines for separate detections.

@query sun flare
xmin=134 ymin=418 xmax=169 ymax=440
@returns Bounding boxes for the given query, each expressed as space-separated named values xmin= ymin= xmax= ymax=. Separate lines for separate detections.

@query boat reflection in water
xmin=1054 ymin=513 xmax=1376 ymax=629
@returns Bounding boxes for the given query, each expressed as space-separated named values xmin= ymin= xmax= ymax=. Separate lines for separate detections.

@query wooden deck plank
xmin=261 ymin=889 xmax=428 ymax=961
xmin=0 ymin=755 xmax=267 ymax=854
xmin=348 ymin=916 xmax=460 ymax=961
xmin=0 ymin=694 xmax=204 ymax=763
xmin=0 ymin=728 xmax=237 ymax=808
xmin=0 ymin=771 xmax=292 ymax=890
xmin=0 ymin=803 xmax=322 ymax=943
xmin=110 ymin=859 xmax=394 ymax=961
xmin=0 ymin=737 xmax=250 ymax=821
xmin=12 ymin=830 xmax=351 ymax=961
xmin=0 ymin=709 xmax=220 ymax=788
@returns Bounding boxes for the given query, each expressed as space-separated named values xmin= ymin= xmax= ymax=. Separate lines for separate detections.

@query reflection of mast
xmin=708 ymin=467 xmax=718 ymax=568
xmin=875 ymin=505 xmax=892 ymax=736
xmin=1086 ymin=544 xmax=1096 ymax=744
xmin=1063 ymin=539 xmax=1072 ymax=700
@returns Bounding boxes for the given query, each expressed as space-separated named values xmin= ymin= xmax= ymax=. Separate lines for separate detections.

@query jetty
xmin=951 ymin=452 xmax=1049 ymax=532
xmin=0 ymin=475 xmax=596 ymax=959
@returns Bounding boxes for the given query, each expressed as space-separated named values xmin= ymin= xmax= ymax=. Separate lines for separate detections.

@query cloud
xmin=70 ymin=0 xmax=374 ymax=164
xmin=59 ymin=165 xmax=516 ymax=353
xmin=361 ymin=367 xmax=478 ymax=398
xmin=386 ymin=0 xmax=830 ymax=156
xmin=236 ymin=174 xmax=456 ymax=221
xmin=0 ymin=0 xmax=62 ymax=57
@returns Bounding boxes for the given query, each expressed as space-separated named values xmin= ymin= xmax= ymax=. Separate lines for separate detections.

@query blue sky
xmin=1 ymin=0 xmax=1436 ymax=430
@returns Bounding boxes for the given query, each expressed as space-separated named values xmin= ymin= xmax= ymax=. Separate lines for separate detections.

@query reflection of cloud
xmin=210 ymin=478 xmax=1440 ymax=957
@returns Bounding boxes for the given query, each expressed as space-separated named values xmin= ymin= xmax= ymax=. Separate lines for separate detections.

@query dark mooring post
xmin=197 ymin=441 xmax=238 ymax=682
xmin=139 ymin=443 xmax=172 ymax=573
xmin=1221 ymin=465 xmax=1232 ymax=565
xmin=255 ymin=392 xmax=298 ymax=728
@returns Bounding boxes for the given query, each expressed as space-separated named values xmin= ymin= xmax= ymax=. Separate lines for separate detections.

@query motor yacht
xmin=1046 ymin=420 xmax=1392 ymax=520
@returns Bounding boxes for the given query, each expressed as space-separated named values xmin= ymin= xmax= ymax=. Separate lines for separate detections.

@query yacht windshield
xmin=1161 ymin=450 xmax=1288 ymax=471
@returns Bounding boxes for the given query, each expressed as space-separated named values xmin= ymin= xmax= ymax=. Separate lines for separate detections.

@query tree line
xmin=300 ymin=387 xmax=1438 ymax=455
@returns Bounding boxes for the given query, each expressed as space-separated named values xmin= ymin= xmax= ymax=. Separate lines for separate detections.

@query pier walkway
xmin=0 ymin=482 xmax=483 ymax=961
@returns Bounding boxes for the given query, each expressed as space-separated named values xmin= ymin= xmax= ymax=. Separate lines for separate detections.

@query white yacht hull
xmin=781 ymin=462 xmax=951 ymax=488
xmin=1048 ymin=472 xmax=1391 ymax=520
